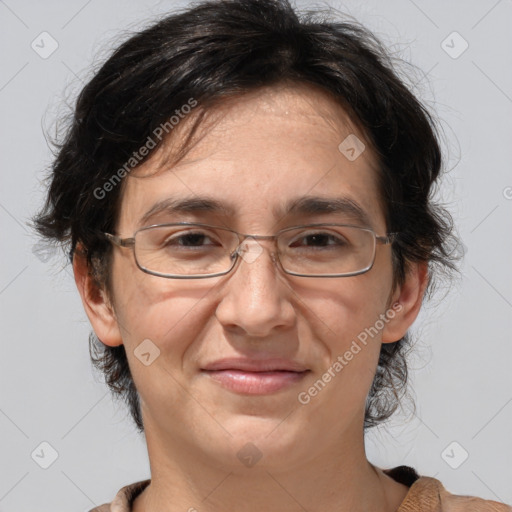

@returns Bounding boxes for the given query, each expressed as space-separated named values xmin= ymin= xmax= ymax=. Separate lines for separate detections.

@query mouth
xmin=201 ymin=368 xmax=310 ymax=395
xmin=200 ymin=358 xmax=310 ymax=394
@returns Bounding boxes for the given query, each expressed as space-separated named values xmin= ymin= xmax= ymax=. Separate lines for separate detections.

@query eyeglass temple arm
xmin=104 ymin=232 xmax=135 ymax=248
xmin=376 ymin=233 xmax=397 ymax=245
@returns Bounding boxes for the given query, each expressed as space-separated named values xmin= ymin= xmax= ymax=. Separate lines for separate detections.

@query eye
xmin=165 ymin=232 xmax=214 ymax=247
xmin=289 ymin=231 xmax=349 ymax=249
xmin=162 ymin=230 xmax=220 ymax=249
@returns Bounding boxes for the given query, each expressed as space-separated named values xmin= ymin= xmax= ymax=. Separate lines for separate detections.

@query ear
xmin=72 ymin=244 xmax=123 ymax=347
xmin=381 ymin=261 xmax=429 ymax=344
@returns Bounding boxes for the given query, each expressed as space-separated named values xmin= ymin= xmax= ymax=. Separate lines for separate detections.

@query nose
xmin=214 ymin=237 xmax=296 ymax=337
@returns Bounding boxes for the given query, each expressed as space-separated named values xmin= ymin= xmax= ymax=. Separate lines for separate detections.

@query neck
xmin=133 ymin=419 xmax=409 ymax=512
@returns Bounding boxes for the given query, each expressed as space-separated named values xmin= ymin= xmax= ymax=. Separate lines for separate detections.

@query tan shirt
xmin=89 ymin=466 xmax=512 ymax=511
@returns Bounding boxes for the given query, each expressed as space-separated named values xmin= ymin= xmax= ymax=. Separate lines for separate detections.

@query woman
xmin=33 ymin=0 xmax=511 ymax=510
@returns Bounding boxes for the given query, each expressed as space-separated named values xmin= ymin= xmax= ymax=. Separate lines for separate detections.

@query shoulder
xmin=404 ymin=475 xmax=511 ymax=511
xmin=87 ymin=479 xmax=150 ymax=512
xmin=383 ymin=466 xmax=512 ymax=512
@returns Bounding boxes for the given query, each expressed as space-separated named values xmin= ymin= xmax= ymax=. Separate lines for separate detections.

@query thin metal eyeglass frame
xmin=103 ymin=222 xmax=397 ymax=279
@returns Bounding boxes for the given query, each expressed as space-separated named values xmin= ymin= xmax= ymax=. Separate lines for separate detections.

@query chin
xmin=209 ymin=415 xmax=310 ymax=468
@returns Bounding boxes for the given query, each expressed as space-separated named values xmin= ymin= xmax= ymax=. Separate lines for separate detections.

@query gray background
xmin=1 ymin=0 xmax=511 ymax=510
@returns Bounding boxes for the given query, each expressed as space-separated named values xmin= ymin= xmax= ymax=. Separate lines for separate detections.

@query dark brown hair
xmin=33 ymin=0 xmax=459 ymax=432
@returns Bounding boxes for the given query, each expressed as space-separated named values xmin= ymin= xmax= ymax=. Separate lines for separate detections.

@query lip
xmin=201 ymin=357 xmax=309 ymax=373
xmin=202 ymin=369 xmax=309 ymax=394
xmin=201 ymin=358 xmax=310 ymax=395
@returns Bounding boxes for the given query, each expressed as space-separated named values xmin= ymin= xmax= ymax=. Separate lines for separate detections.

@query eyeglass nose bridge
xmin=232 ymin=234 xmax=280 ymax=266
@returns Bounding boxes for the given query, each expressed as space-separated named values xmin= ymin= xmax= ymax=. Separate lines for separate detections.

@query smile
xmin=202 ymin=369 xmax=310 ymax=394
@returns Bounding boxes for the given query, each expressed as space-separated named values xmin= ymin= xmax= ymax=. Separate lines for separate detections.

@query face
xmin=80 ymin=84 xmax=421 ymax=469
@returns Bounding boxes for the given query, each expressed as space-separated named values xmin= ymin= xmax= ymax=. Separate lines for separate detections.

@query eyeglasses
xmin=103 ymin=222 xmax=395 ymax=279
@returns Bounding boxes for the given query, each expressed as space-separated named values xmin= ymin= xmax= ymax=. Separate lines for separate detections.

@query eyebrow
xmin=138 ymin=196 xmax=235 ymax=227
xmin=281 ymin=196 xmax=372 ymax=227
xmin=138 ymin=194 xmax=373 ymax=228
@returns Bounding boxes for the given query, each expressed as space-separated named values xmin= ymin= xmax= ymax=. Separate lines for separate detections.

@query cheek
xmin=111 ymin=258 xmax=223 ymax=381
xmin=115 ymin=278 xmax=217 ymax=348
xmin=294 ymin=281 xmax=390 ymax=420
xmin=297 ymin=268 xmax=392 ymax=380
xmin=298 ymin=266 xmax=392 ymax=345
xmin=112 ymin=282 xmax=220 ymax=414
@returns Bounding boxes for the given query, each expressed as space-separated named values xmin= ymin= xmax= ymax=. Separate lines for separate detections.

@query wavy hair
xmin=33 ymin=0 xmax=459 ymax=432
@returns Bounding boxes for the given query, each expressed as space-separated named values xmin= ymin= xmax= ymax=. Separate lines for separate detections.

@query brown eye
xmin=290 ymin=232 xmax=347 ymax=248
xmin=164 ymin=232 xmax=215 ymax=248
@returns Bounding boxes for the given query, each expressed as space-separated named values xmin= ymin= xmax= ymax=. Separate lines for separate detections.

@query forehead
xmin=117 ymin=84 xmax=385 ymax=233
